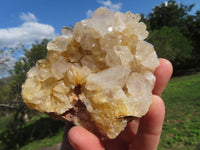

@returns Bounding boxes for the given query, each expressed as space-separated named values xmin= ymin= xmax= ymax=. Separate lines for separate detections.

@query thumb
xmin=68 ymin=126 xmax=105 ymax=150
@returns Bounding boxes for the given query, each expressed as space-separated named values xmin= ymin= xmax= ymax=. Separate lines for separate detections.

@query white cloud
xmin=164 ymin=1 xmax=168 ymax=7
xmin=0 ymin=22 xmax=56 ymax=48
xmin=20 ymin=12 xmax=38 ymax=22
xmin=0 ymin=12 xmax=56 ymax=77
xmin=0 ymin=12 xmax=56 ymax=48
xmin=86 ymin=9 xmax=93 ymax=18
xmin=97 ymin=0 xmax=122 ymax=12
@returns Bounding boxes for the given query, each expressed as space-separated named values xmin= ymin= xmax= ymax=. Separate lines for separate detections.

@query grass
xmin=1 ymin=72 xmax=200 ymax=150
xmin=0 ymin=114 xmax=65 ymax=150
xmin=20 ymin=129 xmax=63 ymax=150
xmin=19 ymin=114 xmax=64 ymax=150
xmin=158 ymin=73 xmax=200 ymax=150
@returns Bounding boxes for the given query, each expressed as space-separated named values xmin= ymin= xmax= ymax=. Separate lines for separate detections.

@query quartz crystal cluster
xmin=22 ymin=7 xmax=159 ymax=139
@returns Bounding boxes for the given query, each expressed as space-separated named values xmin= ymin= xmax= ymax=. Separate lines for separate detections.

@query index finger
xmin=152 ymin=58 xmax=173 ymax=96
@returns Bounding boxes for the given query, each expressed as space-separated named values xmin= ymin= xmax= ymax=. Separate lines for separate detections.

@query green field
xmin=1 ymin=73 xmax=200 ymax=150
xmin=159 ymin=73 xmax=200 ymax=150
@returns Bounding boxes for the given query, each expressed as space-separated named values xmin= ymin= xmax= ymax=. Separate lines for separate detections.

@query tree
xmin=0 ymin=49 xmax=14 ymax=78
xmin=0 ymin=39 xmax=48 ymax=149
xmin=148 ymin=0 xmax=194 ymax=30
xmin=24 ymin=39 xmax=48 ymax=67
xmin=9 ymin=39 xmax=48 ymax=100
xmin=190 ymin=11 xmax=200 ymax=65
xmin=147 ymin=0 xmax=200 ymax=71
xmin=147 ymin=26 xmax=193 ymax=67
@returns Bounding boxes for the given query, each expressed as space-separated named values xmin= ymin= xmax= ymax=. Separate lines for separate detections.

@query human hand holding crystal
xmin=22 ymin=7 xmax=165 ymax=141
xmin=20 ymin=7 xmax=172 ymax=149
xmin=67 ymin=58 xmax=173 ymax=150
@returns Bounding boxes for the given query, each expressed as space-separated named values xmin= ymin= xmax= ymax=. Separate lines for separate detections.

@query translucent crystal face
xmin=22 ymin=7 xmax=159 ymax=139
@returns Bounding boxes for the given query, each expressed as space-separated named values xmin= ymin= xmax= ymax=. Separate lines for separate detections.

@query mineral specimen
xmin=22 ymin=7 xmax=159 ymax=139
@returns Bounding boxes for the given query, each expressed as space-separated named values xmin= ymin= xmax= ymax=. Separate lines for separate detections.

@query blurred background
xmin=0 ymin=0 xmax=200 ymax=149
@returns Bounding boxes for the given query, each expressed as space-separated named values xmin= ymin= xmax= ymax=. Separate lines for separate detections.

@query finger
xmin=129 ymin=95 xmax=165 ymax=150
xmin=153 ymin=58 xmax=173 ymax=96
xmin=117 ymin=118 xmax=140 ymax=143
xmin=68 ymin=126 xmax=105 ymax=150
xmin=102 ymin=119 xmax=139 ymax=150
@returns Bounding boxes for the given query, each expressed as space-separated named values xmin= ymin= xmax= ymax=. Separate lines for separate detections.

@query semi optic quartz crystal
xmin=22 ymin=7 xmax=159 ymax=139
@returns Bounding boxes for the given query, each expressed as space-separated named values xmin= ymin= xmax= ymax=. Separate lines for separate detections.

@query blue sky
xmin=0 ymin=0 xmax=199 ymax=48
xmin=0 ymin=0 xmax=200 ymax=77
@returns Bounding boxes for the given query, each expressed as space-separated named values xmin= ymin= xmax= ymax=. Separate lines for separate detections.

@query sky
xmin=0 ymin=0 xmax=200 ymax=77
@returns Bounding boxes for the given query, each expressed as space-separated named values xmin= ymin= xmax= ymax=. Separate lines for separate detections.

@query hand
xmin=67 ymin=58 xmax=173 ymax=150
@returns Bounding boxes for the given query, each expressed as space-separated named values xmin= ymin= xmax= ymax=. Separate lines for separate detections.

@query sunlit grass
xmin=159 ymin=73 xmax=200 ymax=150
xmin=20 ymin=129 xmax=63 ymax=150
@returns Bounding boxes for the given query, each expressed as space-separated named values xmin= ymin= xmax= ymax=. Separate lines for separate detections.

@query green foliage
xmin=0 ymin=114 xmax=14 ymax=130
xmin=24 ymin=39 xmax=48 ymax=67
xmin=146 ymin=0 xmax=200 ymax=72
xmin=147 ymin=26 xmax=193 ymax=65
xmin=0 ymin=49 xmax=12 ymax=73
xmin=0 ymin=77 xmax=14 ymax=116
xmin=190 ymin=11 xmax=200 ymax=65
xmin=0 ymin=115 xmax=64 ymax=150
xmin=20 ymin=132 xmax=63 ymax=150
xmin=0 ymin=82 xmax=10 ymax=104
xmin=7 ymin=39 xmax=48 ymax=106
xmin=0 ymin=39 xmax=48 ymax=150
xmin=149 ymin=0 xmax=194 ymax=30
